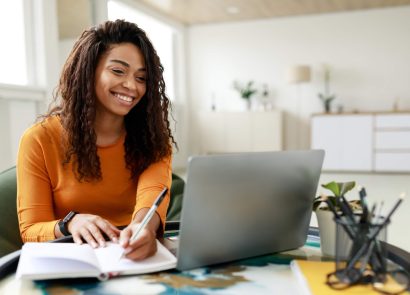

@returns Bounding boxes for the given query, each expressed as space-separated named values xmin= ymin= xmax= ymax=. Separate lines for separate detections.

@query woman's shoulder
xmin=21 ymin=115 xmax=62 ymax=144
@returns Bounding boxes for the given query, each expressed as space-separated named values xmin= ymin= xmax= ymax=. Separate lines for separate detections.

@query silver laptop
xmin=176 ymin=150 xmax=324 ymax=270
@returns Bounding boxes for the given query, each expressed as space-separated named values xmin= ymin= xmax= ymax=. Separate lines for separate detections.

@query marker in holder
xmin=326 ymin=193 xmax=409 ymax=294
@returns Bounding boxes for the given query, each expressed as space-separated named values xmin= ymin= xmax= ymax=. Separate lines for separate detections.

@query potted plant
xmin=233 ymin=80 xmax=258 ymax=110
xmin=318 ymin=65 xmax=336 ymax=113
xmin=313 ymin=181 xmax=361 ymax=256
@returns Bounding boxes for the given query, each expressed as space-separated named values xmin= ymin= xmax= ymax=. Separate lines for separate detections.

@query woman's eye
xmin=136 ymin=77 xmax=146 ymax=82
xmin=111 ymin=68 xmax=124 ymax=75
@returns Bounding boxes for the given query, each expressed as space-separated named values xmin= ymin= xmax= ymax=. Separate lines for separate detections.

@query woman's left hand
xmin=119 ymin=222 xmax=157 ymax=260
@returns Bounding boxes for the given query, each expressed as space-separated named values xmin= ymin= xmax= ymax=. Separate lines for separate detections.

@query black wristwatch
xmin=58 ymin=211 xmax=78 ymax=236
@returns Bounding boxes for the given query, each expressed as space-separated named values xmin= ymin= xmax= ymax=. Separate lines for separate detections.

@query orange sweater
xmin=17 ymin=116 xmax=171 ymax=242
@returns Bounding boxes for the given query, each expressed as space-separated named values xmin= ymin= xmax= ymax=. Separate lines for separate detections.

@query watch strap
xmin=58 ymin=211 xmax=77 ymax=236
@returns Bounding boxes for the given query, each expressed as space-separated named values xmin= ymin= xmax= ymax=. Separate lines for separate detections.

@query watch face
xmin=64 ymin=211 xmax=76 ymax=223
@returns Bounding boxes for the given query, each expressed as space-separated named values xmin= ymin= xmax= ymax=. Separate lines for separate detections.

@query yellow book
xmin=290 ymin=260 xmax=409 ymax=295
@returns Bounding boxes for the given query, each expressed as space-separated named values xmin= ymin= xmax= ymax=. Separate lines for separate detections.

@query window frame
xmin=0 ymin=0 xmax=59 ymax=102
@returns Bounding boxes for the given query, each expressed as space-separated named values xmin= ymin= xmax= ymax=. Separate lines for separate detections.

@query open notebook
xmin=16 ymin=240 xmax=177 ymax=281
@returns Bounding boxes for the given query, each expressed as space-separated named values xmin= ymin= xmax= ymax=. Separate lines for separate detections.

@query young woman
xmin=17 ymin=19 xmax=176 ymax=261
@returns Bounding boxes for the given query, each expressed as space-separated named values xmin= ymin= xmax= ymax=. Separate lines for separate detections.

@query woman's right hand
xmin=67 ymin=214 xmax=121 ymax=248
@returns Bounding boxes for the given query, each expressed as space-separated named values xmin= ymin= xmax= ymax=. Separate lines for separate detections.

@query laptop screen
xmin=176 ymin=150 xmax=324 ymax=270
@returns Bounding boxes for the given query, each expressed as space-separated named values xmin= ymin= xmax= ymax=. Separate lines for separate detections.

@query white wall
xmin=186 ymin=7 xmax=410 ymax=251
xmin=187 ymin=6 xmax=410 ymax=152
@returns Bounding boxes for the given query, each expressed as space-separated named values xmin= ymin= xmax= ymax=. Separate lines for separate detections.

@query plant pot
xmin=243 ymin=98 xmax=251 ymax=110
xmin=315 ymin=210 xmax=336 ymax=256
xmin=315 ymin=210 xmax=352 ymax=257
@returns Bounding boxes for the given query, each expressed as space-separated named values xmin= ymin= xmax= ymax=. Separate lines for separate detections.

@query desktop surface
xmin=0 ymin=240 xmax=322 ymax=294
xmin=2 ymin=233 xmax=409 ymax=295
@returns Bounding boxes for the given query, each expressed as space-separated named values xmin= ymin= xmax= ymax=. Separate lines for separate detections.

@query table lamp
xmin=286 ymin=65 xmax=311 ymax=84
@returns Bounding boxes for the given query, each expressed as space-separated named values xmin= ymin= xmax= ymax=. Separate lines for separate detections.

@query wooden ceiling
xmin=138 ymin=0 xmax=410 ymax=25
xmin=57 ymin=0 xmax=410 ymax=38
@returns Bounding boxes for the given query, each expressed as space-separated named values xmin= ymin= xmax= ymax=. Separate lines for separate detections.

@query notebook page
xmin=16 ymin=243 xmax=100 ymax=279
xmin=94 ymin=240 xmax=177 ymax=275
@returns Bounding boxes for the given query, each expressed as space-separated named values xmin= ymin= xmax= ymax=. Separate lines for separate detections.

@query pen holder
xmin=333 ymin=216 xmax=388 ymax=285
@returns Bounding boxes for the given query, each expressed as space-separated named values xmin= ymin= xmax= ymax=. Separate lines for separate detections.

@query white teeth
xmin=114 ymin=93 xmax=133 ymax=102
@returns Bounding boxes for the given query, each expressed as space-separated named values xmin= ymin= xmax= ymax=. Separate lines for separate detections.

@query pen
xmin=358 ymin=186 xmax=369 ymax=223
xmin=119 ymin=187 xmax=168 ymax=260
xmin=369 ymin=195 xmax=404 ymax=245
xmin=376 ymin=201 xmax=384 ymax=223
xmin=337 ymin=195 xmax=356 ymax=225
xmin=369 ymin=203 xmax=376 ymax=223
xmin=346 ymin=194 xmax=405 ymax=272
xmin=322 ymin=194 xmax=339 ymax=218
xmin=321 ymin=194 xmax=356 ymax=239
xmin=381 ymin=193 xmax=405 ymax=226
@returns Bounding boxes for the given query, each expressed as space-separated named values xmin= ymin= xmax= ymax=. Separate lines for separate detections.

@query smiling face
xmin=94 ymin=42 xmax=147 ymax=119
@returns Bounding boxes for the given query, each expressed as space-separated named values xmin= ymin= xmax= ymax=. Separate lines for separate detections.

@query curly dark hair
xmin=46 ymin=19 xmax=176 ymax=182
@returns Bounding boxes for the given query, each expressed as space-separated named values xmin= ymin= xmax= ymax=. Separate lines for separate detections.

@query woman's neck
xmin=94 ymin=113 xmax=125 ymax=147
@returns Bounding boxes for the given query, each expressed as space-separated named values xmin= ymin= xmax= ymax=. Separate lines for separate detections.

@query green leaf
xmin=312 ymin=196 xmax=323 ymax=211
xmin=234 ymin=80 xmax=258 ymax=99
xmin=314 ymin=181 xmax=358 ymax=212
xmin=312 ymin=195 xmax=339 ymax=211
xmin=321 ymin=181 xmax=340 ymax=197
xmin=338 ymin=181 xmax=356 ymax=196
xmin=327 ymin=95 xmax=336 ymax=102
xmin=328 ymin=196 xmax=338 ymax=208
xmin=321 ymin=181 xmax=356 ymax=197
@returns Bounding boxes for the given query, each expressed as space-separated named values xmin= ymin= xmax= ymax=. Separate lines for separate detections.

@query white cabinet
xmin=198 ymin=111 xmax=282 ymax=154
xmin=374 ymin=114 xmax=410 ymax=172
xmin=311 ymin=113 xmax=410 ymax=173
xmin=311 ymin=115 xmax=373 ymax=171
xmin=375 ymin=114 xmax=410 ymax=128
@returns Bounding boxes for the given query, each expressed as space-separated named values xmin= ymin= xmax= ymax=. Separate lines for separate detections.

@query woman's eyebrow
xmin=110 ymin=59 xmax=130 ymax=67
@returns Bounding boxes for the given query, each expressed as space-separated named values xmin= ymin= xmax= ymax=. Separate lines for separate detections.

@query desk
xmin=0 ymin=245 xmax=321 ymax=294
xmin=1 ymin=231 xmax=409 ymax=294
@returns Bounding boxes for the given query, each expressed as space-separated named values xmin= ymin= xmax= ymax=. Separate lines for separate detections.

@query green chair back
xmin=0 ymin=166 xmax=22 ymax=257
xmin=167 ymin=173 xmax=185 ymax=221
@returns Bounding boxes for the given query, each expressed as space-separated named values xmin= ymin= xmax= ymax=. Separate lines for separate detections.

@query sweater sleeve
xmin=132 ymin=156 xmax=172 ymax=233
xmin=17 ymin=127 xmax=58 ymax=242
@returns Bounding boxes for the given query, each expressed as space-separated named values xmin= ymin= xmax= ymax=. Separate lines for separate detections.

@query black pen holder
xmin=334 ymin=216 xmax=388 ymax=284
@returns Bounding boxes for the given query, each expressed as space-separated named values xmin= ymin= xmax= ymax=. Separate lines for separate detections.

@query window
xmin=0 ymin=0 xmax=28 ymax=85
xmin=108 ymin=0 xmax=175 ymax=100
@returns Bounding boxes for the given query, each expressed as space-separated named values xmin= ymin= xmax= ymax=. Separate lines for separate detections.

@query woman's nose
xmin=122 ymin=76 xmax=136 ymax=90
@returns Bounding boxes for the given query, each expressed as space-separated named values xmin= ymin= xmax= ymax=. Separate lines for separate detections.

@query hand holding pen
xmin=119 ymin=187 xmax=168 ymax=260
